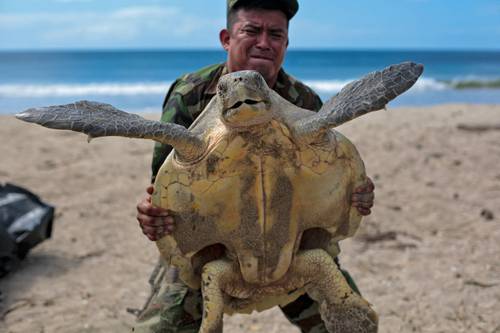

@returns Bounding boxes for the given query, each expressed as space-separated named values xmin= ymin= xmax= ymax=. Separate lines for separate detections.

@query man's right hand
xmin=136 ymin=185 xmax=174 ymax=241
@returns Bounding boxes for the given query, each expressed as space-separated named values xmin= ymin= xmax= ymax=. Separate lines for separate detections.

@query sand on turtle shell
xmin=1 ymin=103 xmax=499 ymax=333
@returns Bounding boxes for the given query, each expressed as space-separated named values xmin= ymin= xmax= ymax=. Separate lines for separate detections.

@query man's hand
xmin=136 ymin=185 xmax=174 ymax=241
xmin=351 ymin=177 xmax=375 ymax=216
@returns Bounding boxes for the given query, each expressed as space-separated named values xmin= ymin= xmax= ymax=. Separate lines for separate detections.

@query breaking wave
xmin=305 ymin=77 xmax=450 ymax=95
xmin=1 ymin=77 xmax=499 ymax=98
xmin=0 ymin=82 xmax=173 ymax=97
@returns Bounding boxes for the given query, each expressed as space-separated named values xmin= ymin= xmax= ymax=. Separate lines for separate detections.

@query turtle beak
xmin=222 ymin=99 xmax=269 ymax=127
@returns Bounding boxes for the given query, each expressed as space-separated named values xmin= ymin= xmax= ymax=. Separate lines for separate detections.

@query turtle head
xmin=217 ymin=70 xmax=273 ymax=128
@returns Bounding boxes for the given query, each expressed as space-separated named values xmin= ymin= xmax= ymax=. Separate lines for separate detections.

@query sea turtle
xmin=17 ymin=61 xmax=423 ymax=333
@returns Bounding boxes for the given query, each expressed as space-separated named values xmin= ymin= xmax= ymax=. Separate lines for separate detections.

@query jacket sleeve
xmin=301 ymin=86 xmax=323 ymax=112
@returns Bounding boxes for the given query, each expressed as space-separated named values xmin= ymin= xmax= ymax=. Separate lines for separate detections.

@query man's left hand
xmin=351 ymin=177 xmax=375 ymax=216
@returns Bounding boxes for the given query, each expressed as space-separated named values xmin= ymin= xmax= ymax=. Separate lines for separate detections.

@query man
xmin=134 ymin=1 xmax=374 ymax=332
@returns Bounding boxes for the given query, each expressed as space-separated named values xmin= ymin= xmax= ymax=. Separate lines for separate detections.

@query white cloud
xmin=0 ymin=5 xmax=223 ymax=47
xmin=111 ymin=6 xmax=179 ymax=19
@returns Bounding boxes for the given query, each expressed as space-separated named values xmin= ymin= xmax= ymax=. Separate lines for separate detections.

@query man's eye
xmin=270 ymin=32 xmax=285 ymax=40
xmin=243 ymin=28 xmax=258 ymax=35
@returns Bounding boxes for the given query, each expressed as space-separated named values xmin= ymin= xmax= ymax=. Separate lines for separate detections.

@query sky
xmin=0 ymin=0 xmax=499 ymax=50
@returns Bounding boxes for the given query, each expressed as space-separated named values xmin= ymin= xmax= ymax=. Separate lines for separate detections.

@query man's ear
xmin=219 ymin=29 xmax=231 ymax=51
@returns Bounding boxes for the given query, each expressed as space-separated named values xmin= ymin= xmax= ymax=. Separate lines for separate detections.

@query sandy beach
xmin=1 ymin=103 xmax=499 ymax=333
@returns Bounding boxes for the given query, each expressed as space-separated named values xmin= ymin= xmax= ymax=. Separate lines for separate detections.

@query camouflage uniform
xmin=133 ymin=63 xmax=360 ymax=333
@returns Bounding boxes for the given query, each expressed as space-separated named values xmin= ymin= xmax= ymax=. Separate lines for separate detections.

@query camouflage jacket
xmin=151 ymin=63 xmax=323 ymax=182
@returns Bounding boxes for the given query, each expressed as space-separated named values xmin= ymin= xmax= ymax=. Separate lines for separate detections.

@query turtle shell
xmin=152 ymin=91 xmax=366 ymax=289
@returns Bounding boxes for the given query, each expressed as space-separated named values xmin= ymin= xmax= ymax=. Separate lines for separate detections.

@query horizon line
xmin=1 ymin=47 xmax=500 ymax=53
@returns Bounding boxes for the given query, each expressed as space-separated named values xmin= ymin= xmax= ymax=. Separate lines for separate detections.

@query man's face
xmin=220 ymin=9 xmax=289 ymax=87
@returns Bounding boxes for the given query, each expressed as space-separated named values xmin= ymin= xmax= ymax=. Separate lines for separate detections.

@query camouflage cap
xmin=227 ymin=0 xmax=299 ymax=20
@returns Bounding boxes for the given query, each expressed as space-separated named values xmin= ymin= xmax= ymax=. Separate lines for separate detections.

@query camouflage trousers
xmin=132 ymin=258 xmax=360 ymax=333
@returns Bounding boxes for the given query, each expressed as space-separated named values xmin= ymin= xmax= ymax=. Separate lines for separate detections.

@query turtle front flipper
xmin=293 ymin=249 xmax=378 ymax=333
xmin=291 ymin=62 xmax=423 ymax=145
xmin=16 ymin=100 xmax=205 ymax=160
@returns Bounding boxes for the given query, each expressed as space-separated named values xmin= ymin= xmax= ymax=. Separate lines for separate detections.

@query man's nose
xmin=255 ymin=32 xmax=271 ymax=50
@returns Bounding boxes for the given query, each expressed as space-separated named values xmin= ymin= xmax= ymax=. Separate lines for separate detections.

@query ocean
xmin=1 ymin=49 xmax=500 ymax=114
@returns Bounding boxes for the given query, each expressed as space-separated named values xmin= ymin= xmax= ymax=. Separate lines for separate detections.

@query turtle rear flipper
xmin=296 ymin=249 xmax=378 ymax=333
xmin=16 ymin=100 xmax=205 ymax=160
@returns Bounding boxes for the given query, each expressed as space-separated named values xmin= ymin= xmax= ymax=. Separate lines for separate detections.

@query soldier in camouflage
xmin=134 ymin=1 xmax=374 ymax=332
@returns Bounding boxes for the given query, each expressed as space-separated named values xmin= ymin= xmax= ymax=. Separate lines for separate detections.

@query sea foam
xmin=0 ymin=77 xmax=498 ymax=98
xmin=305 ymin=77 xmax=449 ymax=95
xmin=0 ymin=82 xmax=172 ymax=97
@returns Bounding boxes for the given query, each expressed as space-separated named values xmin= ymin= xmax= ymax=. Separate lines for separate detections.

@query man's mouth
xmin=250 ymin=54 xmax=274 ymax=61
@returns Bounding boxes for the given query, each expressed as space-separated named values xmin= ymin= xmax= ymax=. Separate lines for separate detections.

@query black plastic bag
xmin=0 ymin=183 xmax=54 ymax=277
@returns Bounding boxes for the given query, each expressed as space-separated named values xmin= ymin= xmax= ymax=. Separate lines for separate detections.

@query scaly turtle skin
xmin=17 ymin=62 xmax=423 ymax=333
